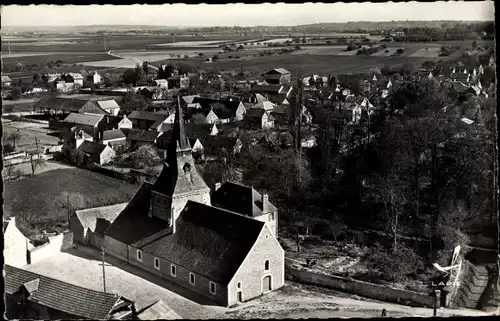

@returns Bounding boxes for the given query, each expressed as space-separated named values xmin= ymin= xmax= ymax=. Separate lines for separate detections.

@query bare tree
xmin=4 ymin=164 xmax=14 ymax=181
xmin=29 ymin=152 xmax=47 ymax=176
xmin=7 ymin=131 xmax=21 ymax=149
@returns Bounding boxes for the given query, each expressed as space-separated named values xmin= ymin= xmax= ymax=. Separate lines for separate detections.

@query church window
xmin=265 ymin=260 xmax=269 ymax=271
xmin=189 ymin=273 xmax=196 ymax=286
xmin=137 ymin=250 xmax=143 ymax=262
xmin=183 ymin=162 xmax=192 ymax=173
xmin=171 ymin=264 xmax=177 ymax=277
xmin=154 ymin=257 xmax=160 ymax=270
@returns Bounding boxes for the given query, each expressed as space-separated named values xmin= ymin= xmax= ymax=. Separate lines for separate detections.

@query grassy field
xmin=2 ymin=52 xmax=121 ymax=71
xmin=2 ymin=120 xmax=61 ymax=148
xmin=3 ymin=167 xmax=137 ymax=230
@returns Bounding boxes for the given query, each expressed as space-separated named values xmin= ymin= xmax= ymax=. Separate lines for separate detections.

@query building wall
xmin=128 ymin=246 xmax=228 ymax=305
xmin=171 ymin=191 xmax=211 ymax=222
xmin=205 ymin=111 xmax=219 ymax=124
xmin=235 ymin=104 xmax=246 ymax=121
xmin=261 ymin=113 xmax=274 ymax=129
xmin=70 ymin=215 xmax=86 ymax=245
xmin=227 ymin=225 xmax=285 ymax=306
xmin=103 ymin=236 xmax=129 ymax=262
xmin=280 ymin=74 xmax=291 ymax=84
xmin=118 ymin=117 xmax=133 ymax=129
xmin=99 ymin=146 xmax=116 ymax=165
xmin=4 ymin=218 xmax=32 ymax=267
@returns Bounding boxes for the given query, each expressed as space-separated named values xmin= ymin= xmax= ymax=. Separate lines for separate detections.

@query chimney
xmin=262 ymin=193 xmax=269 ymax=214
xmin=214 ymin=182 xmax=221 ymax=191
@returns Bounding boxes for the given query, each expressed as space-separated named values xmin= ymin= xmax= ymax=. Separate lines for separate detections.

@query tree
xmin=122 ymin=68 xmax=140 ymax=86
xmin=472 ymin=40 xmax=477 ymax=49
xmin=7 ymin=131 xmax=21 ymax=149
xmin=365 ymin=173 xmax=410 ymax=252
xmin=28 ymin=152 xmax=46 ymax=176
xmin=121 ymin=91 xmax=149 ymax=112
xmin=135 ymin=63 xmax=144 ymax=80
xmin=142 ymin=61 xmax=149 ymax=77
xmin=191 ymin=113 xmax=207 ymax=124
xmin=123 ymin=144 xmax=162 ymax=169
xmin=11 ymin=86 xmax=22 ymax=100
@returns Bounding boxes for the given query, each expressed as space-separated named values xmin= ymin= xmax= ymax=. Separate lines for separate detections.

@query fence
xmin=285 ymin=258 xmax=434 ymax=308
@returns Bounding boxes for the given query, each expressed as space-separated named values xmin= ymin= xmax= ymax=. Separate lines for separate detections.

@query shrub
xmin=364 ymin=243 xmax=425 ymax=282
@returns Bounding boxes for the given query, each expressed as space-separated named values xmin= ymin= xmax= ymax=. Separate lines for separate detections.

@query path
xmin=107 ymin=51 xmax=159 ymax=71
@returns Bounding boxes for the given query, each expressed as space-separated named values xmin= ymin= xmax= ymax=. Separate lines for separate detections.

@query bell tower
xmin=149 ymin=95 xmax=211 ymax=230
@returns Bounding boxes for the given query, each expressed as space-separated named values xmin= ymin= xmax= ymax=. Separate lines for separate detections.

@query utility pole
xmin=67 ymin=193 xmax=71 ymax=228
xmin=104 ymin=37 xmax=107 ymax=51
xmin=9 ymin=42 xmax=12 ymax=57
xmin=101 ymin=247 xmax=107 ymax=294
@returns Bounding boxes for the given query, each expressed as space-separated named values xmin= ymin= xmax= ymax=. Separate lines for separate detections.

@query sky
xmin=1 ymin=2 xmax=495 ymax=27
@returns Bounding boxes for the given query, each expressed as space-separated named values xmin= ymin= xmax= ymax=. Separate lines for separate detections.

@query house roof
xmin=128 ymin=111 xmax=168 ymax=122
xmin=63 ymin=112 xmax=104 ymax=126
xmin=264 ymin=68 xmax=290 ymax=75
xmin=251 ymin=84 xmax=283 ymax=94
xmin=254 ymin=101 xmax=275 ymax=111
xmin=182 ymin=95 xmax=200 ymax=104
xmin=4 ymin=265 xmax=121 ymax=320
xmin=96 ymin=100 xmax=120 ymax=110
xmin=78 ymin=141 xmax=108 ymax=155
xmin=140 ymin=200 xmax=265 ymax=285
xmin=2 ymin=75 xmax=12 ymax=82
xmin=126 ymin=129 xmax=159 ymax=142
xmin=75 ymin=203 xmax=128 ymax=236
xmin=254 ymin=93 xmax=268 ymax=103
xmin=154 ymin=79 xmax=168 ymax=85
xmin=102 ymin=129 xmax=127 ymax=141
xmin=451 ymin=73 xmax=469 ymax=80
xmin=245 ymin=108 xmax=267 ymax=118
xmin=137 ymin=300 xmax=180 ymax=320
xmin=201 ymin=135 xmax=239 ymax=156
xmin=150 ymin=119 xmax=173 ymax=132
xmin=34 ymin=97 xmax=97 ymax=112
xmin=184 ymin=123 xmax=216 ymax=139
xmin=212 ymin=182 xmax=277 ymax=218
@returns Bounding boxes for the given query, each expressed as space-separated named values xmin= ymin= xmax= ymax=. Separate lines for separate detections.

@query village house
xmin=261 ymin=68 xmax=291 ymax=85
xmin=62 ymin=112 xmax=108 ymax=140
xmin=68 ymin=73 xmax=84 ymax=86
xmin=62 ymin=127 xmax=95 ymax=154
xmin=128 ymin=111 xmax=169 ymax=130
xmin=154 ymin=79 xmax=168 ymax=89
xmin=250 ymin=84 xmax=292 ymax=104
xmin=3 ymin=216 xmax=34 ymax=268
xmin=117 ymin=115 xmax=133 ymax=129
xmin=190 ymin=97 xmax=247 ymax=122
xmin=244 ymin=109 xmax=275 ymax=130
xmin=100 ymin=102 xmax=284 ymax=307
xmin=156 ymin=123 xmax=219 ymax=152
xmin=77 ymin=140 xmax=116 ymax=165
xmin=86 ymin=71 xmax=102 ymax=85
xmin=34 ymin=97 xmax=108 ymax=119
xmin=126 ymin=129 xmax=161 ymax=147
xmin=2 ymin=75 xmax=12 ymax=88
xmin=150 ymin=117 xmax=174 ymax=132
xmin=4 ymin=265 xmax=137 ymax=320
xmin=96 ymin=100 xmax=121 ymax=116
xmin=102 ymin=129 xmax=129 ymax=149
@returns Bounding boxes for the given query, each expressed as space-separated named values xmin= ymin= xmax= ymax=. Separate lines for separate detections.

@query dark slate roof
xmin=263 ymin=68 xmax=290 ymax=75
xmin=102 ymin=129 xmax=127 ymax=141
xmin=212 ymin=182 xmax=277 ymax=218
xmin=63 ymin=113 xmax=105 ymax=126
xmin=251 ymin=84 xmax=282 ymax=93
xmin=184 ymin=123 xmax=216 ymax=139
xmin=201 ymin=136 xmax=239 ymax=156
xmin=78 ymin=141 xmax=107 ymax=155
xmin=245 ymin=108 xmax=266 ymax=118
xmin=4 ymin=265 xmax=120 ymax=320
xmin=128 ymin=111 xmax=168 ymax=122
xmin=152 ymin=152 xmax=209 ymax=196
xmin=105 ymin=184 xmax=170 ymax=246
xmin=34 ymin=97 xmax=95 ymax=112
xmin=140 ymin=200 xmax=265 ymax=285
xmin=127 ymin=129 xmax=159 ymax=142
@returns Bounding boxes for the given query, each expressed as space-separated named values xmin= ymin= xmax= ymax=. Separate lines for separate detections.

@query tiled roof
xmin=2 ymin=75 xmax=12 ymax=82
xmin=265 ymin=68 xmax=290 ymax=75
xmin=78 ymin=141 xmax=107 ymax=155
xmin=4 ymin=265 xmax=121 ymax=320
xmin=212 ymin=182 xmax=277 ymax=218
xmin=75 ymin=203 xmax=128 ymax=236
xmin=254 ymin=101 xmax=275 ymax=111
xmin=63 ymin=112 xmax=104 ymax=126
xmin=201 ymin=136 xmax=239 ymax=156
xmin=184 ymin=123 xmax=216 ymax=139
xmin=254 ymin=93 xmax=268 ymax=104
xmin=34 ymin=97 xmax=95 ymax=112
xmin=140 ymin=200 xmax=265 ymax=285
xmin=96 ymin=100 xmax=120 ymax=110
xmin=103 ymin=129 xmax=127 ymax=141
xmin=128 ymin=111 xmax=168 ymax=122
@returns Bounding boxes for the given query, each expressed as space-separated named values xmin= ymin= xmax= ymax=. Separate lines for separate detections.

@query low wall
xmin=285 ymin=259 xmax=434 ymax=308
xmin=29 ymin=232 xmax=74 ymax=264
xmin=4 ymin=153 xmax=54 ymax=166
xmin=19 ymin=117 xmax=49 ymax=125
xmin=4 ymin=152 xmax=28 ymax=160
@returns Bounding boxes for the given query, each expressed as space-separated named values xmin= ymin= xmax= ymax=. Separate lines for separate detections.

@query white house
xmin=96 ymin=100 xmax=121 ymax=116
xmin=3 ymin=217 xmax=34 ymax=267
xmin=68 ymin=73 xmax=84 ymax=86
xmin=118 ymin=116 xmax=133 ymax=129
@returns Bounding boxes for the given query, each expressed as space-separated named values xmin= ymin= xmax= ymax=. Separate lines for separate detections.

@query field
xmin=2 ymin=119 xmax=61 ymax=148
xmin=2 ymin=52 xmax=121 ymax=70
xmin=3 ymin=167 xmax=137 ymax=230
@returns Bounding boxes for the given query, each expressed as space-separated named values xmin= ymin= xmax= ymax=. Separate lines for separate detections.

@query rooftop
xmin=63 ymin=112 xmax=104 ymax=126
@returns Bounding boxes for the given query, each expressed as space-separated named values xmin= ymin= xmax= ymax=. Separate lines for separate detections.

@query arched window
xmin=264 ymin=260 xmax=269 ymax=271
xmin=183 ymin=162 xmax=192 ymax=173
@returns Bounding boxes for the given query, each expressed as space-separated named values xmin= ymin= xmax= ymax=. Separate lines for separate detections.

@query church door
xmin=262 ymin=275 xmax=272 ymax=293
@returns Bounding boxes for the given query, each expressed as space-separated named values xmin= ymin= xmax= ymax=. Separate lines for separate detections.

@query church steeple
xmin=167 ymin=95 xmax=191 ymax=165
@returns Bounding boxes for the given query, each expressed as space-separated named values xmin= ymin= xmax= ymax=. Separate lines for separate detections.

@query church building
xmin=102 ymin=98 xmax=284 ymax=307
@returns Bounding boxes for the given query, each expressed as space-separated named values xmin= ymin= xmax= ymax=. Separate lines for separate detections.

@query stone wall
xmin=286 ymin=259 xmax=434 ymax=308
xmin=29 ymin=232 xmax=73 ymax=265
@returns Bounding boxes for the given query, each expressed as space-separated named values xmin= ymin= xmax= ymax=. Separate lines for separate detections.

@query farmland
xmin=2 ymin=52 xmax=121 ymax=71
